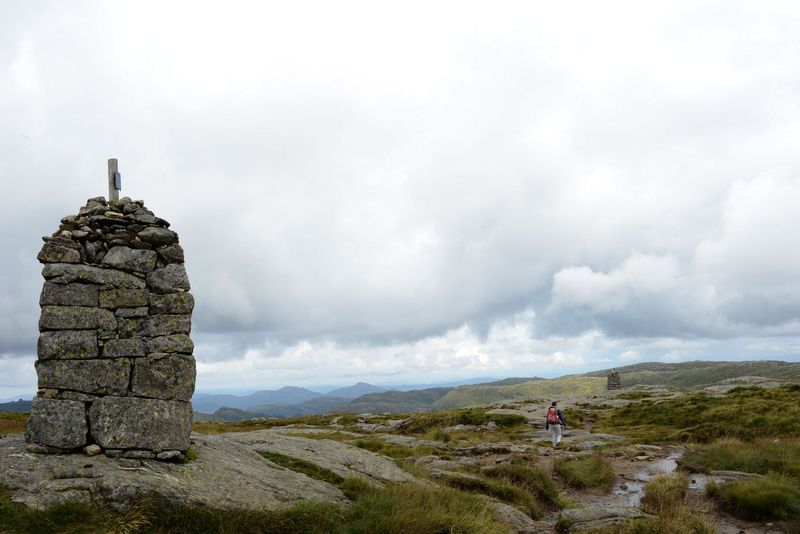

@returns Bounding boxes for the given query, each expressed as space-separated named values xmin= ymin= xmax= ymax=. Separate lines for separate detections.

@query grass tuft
xmin=260 ymin=451 xmax=344 ymax=486
xmin=640 ymin=474 xmax=689 ymax=515
xmin=0 ymin=412 xmax=27 ymax=437
xmin=0 ymin=481 xmax=508 ymax=533
xmin=707 ymin=473 xmax=800 ymax=520
xmin=442 ymin=474 xmax=542 ymax=518
xmin=483 ymin=464 xmax=563 ymax=509
xmin=679 ymin=437 xmax=800 ymax=480
xmin=554 ymin=454 xmax=615 ymax=491
xmin=594 ymin=385 xmax=800 ymax=443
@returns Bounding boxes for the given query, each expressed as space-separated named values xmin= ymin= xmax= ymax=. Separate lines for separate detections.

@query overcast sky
xmin=1 ymin=1 xmax=799 ymax=399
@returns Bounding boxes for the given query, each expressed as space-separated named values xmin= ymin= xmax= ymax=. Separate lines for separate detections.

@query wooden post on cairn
xmin=107 ymin=158 xmax=120 ymax=202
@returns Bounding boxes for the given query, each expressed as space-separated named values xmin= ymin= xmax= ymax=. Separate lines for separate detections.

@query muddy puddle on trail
xmin=611 ymin=450 xmax=716 ymax=507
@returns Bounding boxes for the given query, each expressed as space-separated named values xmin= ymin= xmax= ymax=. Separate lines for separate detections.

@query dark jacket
xmin=545 ymin=408 xmax=567 ymax=429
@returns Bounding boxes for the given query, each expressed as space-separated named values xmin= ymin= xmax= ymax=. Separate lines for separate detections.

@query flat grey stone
xmin=156 ymin=243 xmax=184 ymax=263
xmin=123 ymin=450 xmax=156 ymax=459
xmin=25 ymin=398 xmax=88 ymax=450
xmin=137 ymin=227 xmax=178 ymax=246
xmin=55 ymin=389 xmax=98 ymax=402
xmin=102 ymin=338 xmax=147 ymax=358
xmin=40 ymin=282 xmax=98 ymax=307
xmin=227 ymin=429 xmax=416 ymax=485
xmin=38 ymin=242 xmax=81 ymax=264
xmin=147 ymin=264 xmax=190 ymax=294
xmin=36 ymin=358 xmax=131 ymax=396
xmin=156 ymin=450 xmax=184 ymax=462
xmin=561 ymin=507 xmax=649 ymax=523
xmin=89 ymin=397 xmax=192 ymax=451
xmin=118 ymin=315 xmax=191 ymax=337
xmin=39 ymin=306 xmax=116 ymax=334
xmin=115 ymin=307 xmax=149 ymax=317
xmin=55 ymin=391 xmax=99 ymax=402
xmin=146 ymin=334 xmax=194 ymax=353
xmin=131 ymin=353 xmax=196 ymax=401
xmin=42 ymin=263 xmax=146 ymax=289
xmin=101 ymin=246 xmax=157 ymax=273
xmin=149 ymin=292 xmax=194 ymax=314
xmin=0 ymin=433 xmax=347 ymax=511
xmin=99 ymin=288 xmax=149 ymax=308
xmin=38 ymin=330 xmax=98 ymax=359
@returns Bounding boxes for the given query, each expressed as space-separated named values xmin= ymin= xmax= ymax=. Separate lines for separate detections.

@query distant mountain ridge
xmin=192 ymin=386 xmax=322 ymax=413
xmin=197 ymin=360 xmax=800 ymax=422
xmin=0 ymin=400 xmax=32 ymax=413
xmin=326 ymin=382 xmax=387 ymax=399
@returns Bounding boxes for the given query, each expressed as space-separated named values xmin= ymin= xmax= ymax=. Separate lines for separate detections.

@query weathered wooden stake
xmin=107 ymin=158 xmax=120 ymax=202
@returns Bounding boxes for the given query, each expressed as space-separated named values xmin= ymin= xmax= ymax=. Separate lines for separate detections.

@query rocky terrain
xmin=2 ymin=377 xmax=795 ymax=533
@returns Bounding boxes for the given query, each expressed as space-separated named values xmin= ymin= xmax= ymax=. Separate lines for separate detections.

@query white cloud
xmin=620 ymin=350 xmax=640 ymax=362
xmin=1 ymin=1 xmax=800 ymax=397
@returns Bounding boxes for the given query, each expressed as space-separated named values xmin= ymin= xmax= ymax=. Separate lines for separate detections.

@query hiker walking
xmin=546 ymin=401 xmax=567 ymax=447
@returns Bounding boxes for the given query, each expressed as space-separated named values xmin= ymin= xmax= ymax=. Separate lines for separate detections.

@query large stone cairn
xmin=25 ymin=196 xmax=195 ymax=461
xmin=607 ymin=369 xmax=622 ymax=390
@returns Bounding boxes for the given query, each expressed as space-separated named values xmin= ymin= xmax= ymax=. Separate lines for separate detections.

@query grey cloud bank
xmin=1 ymin=1 xmax=799 ymax=398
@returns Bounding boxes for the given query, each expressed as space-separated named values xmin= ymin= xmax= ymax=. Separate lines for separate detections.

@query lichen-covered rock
xmin=101 ymin=338 xmax=147 ymax=358
xmin=137 ymin=226 xmax=178 ymax=246
xmin=1 ymin=433 xmax=348 ymax=511
xmin=228 ymin=430 xmax=416 ymax=485
xmin=42 ymin=263 xmax=147 ymax=288
xmin=101 ymin=246 xmax=157 ymax=273
xmin=89 ymin=397 xmax=192 ymax=451
xmin=146 ymin=334 xmax=194 ymax=353
xmin=38 ymin=330 xmax=98 ymax=359
xmin=36 ymin=358 xmax=131 ymax=396
xmin=131 ymin=353 xmax=196 ymax=401
xmin=24 ymin=398 xmax=88 ymax=450
xmin=40 ymin=282 xmax=98 ymax=307
xmin=99 ymin=288 xmax=149 ymax=308
xmin=39 ymin=306 xmax=116 ymax=334
xmin=38 ymin=241 xmax=81 ymax=263
xmin=115 ymin=307 xmax=148 ymax=317
xmin=156 ymin=243 xmax=184 ymax=263
xmin=146 ymin=264 xmax=190 ymax=294
xmin=149 ymin=292 xmax=194 ymax=314
xmin=118 ymin=314 xmax=191 ymax=337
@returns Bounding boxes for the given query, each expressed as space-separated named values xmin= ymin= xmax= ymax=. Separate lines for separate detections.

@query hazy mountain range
xmin=193 ymin=360 xmax=800 ymax=422
xmin=4 ymin=361 xmax=799 ymax=419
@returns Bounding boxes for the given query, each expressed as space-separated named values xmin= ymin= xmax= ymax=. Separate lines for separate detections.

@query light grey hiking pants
xmin=550 ymin=424 xmax=562 ymax=446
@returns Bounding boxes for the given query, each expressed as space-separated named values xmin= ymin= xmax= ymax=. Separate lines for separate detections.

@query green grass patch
xmin=554 ymin=454 xmax=615 ymax=491
xmin=679 ymin=437 xmax=800 ymax=480
xmin=343 ymin=480 xmax=506 ymax=533
xmin=483 ymin=464 xmax=564 ymax=509
xmin=594 ymin=385 xmax=800 ymax=443
xmin=192 ymin=413 xmax=345 ymax=435
xmin=1 ymin=479 xmax=507 ymax=533
xmin=572 ymin=508 xmax=716 ymax=534
xmin=0 ymin=413 xmax=27 ymax=437
xmin=287 ymin=431 xmax=362 ymax=442
xmin=397 ymin=407 xmax=525 ymax=435
xmin=641 ymin=474 xmax=689 ymax=515
xmin=442 ymin=473 xmax=542 ymax=518
xmin=707 ymin=473 xmax=800 ymax=520
xmin=260 ymin=452 xmax=344 ymax=486
xmin=353 ymin=438 xmax=434 ymax=459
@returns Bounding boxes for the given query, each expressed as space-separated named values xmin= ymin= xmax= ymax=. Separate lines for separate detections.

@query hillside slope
xmin=580 ymin=360 xmax=800 ymax=387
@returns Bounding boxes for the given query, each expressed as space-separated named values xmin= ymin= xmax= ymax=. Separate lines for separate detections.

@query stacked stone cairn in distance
xmin=607 ymin=369 xmax=622 ymax=390
xmin=25 ymin=196 xmax=195 ymax=461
